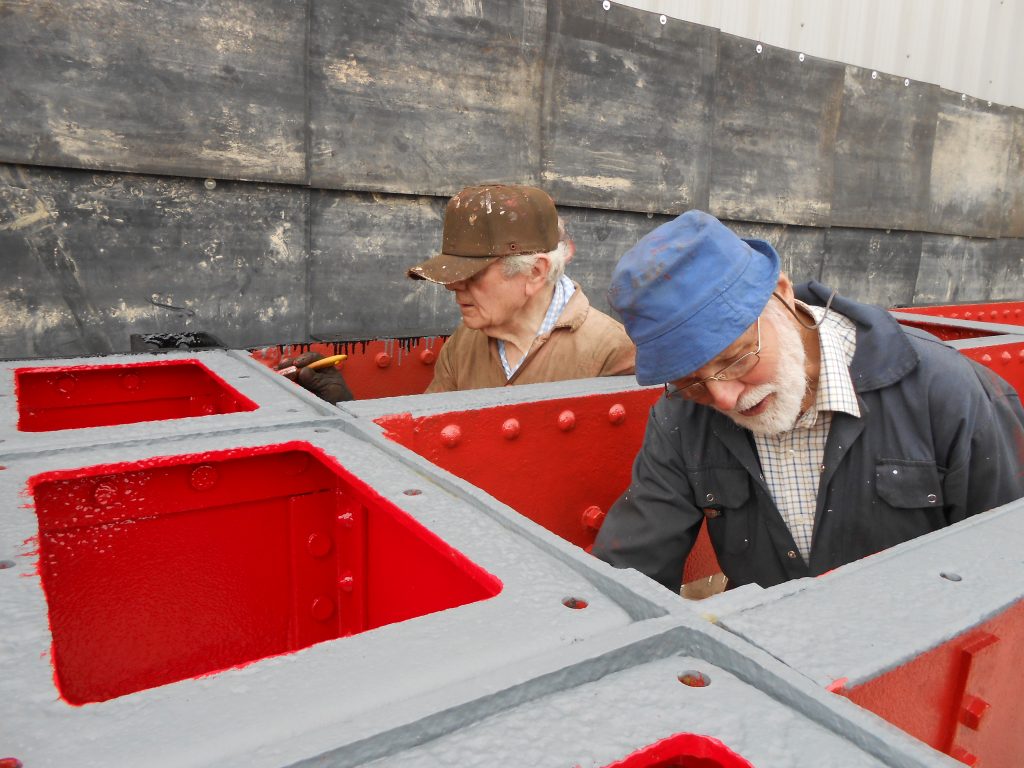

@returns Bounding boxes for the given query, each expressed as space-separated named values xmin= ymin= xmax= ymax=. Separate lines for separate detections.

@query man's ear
xmin=527 ymin=255 xmax=552 ymax=290
xmin=773 ymin=273 xmax=794 ymax=305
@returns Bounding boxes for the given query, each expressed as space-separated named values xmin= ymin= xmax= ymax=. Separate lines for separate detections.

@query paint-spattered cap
xmin=407 ymin=184 xmax=559 ymax=284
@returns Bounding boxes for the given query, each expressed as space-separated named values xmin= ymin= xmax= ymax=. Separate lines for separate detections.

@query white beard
xmin=727 ymin=308 xmax=808 ymax=436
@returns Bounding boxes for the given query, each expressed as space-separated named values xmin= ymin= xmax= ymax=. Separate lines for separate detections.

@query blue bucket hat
xmin=608 ymin=210 xmax=781 ymax=386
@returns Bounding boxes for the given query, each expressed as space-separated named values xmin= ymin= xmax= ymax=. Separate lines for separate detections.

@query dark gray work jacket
xmin=593 ymin=282 xmax=1024 ymax=591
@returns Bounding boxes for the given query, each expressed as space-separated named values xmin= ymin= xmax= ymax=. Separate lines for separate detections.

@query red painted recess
xmin=29 ymin=442 xmax=501 ymax=705
xmin=833 ymin=597 xmax=1024 ymax=767
xmin=374 ymin=388 xmax=722 ymax=585
xmin=250 ymin=337 xmax=446 ymax=400
xmin=892 ymin=301 xmax=1024 ymax=327
xmin=598 ymin=732 xmax=755 ymax=767
xmin=16 ymin=359 xmax=258 ymax=432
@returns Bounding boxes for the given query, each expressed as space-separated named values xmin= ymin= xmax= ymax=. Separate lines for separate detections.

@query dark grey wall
xmin=1 ymin=0 xmax=1022 ymax=358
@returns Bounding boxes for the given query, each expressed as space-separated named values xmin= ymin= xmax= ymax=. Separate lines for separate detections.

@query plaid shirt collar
xmin=795 ymin=300 xmax=860 ymax=427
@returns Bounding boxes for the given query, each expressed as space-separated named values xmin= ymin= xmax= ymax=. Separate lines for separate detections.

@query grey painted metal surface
xmin=709 ymin=498 xmax=1024 ymax=689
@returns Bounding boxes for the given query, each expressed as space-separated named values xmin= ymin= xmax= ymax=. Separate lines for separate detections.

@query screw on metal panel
xmin=562 ymin=597 xmax=588 ymax=609
xmin=501 ymin=417 xmax=521 ymax=440
xmin=375 ymin=352 xmax=392 ymax=368
xmin=659 ymin=14 xmax=666 ymax=24
xmin=940 ymin=571 xmax=962 ymax=582
xmin=419 ymin=348 xmax=436 ymax=365
xmin=440 ymin=424 xmax=462 ymax=447
xmin=755 ymin=43 xmax=763 ymax=54
xmin=602 ymin=0 xmax=610 ymax=9
xmin=961 ymin=93 xmax=967 ymax=101
xmin=799 ymin=53 xmax=805 ymax=62
xmin=307 ymin=532 xmax=333 ymax=558
xmin=608 ymin=403 xmax=626 ymax=424
xmin=904 ymin=78 xmax=910 ymax=86
xmin=0 ymin=560 xmax=15 ymax=570
xmin=190 ymin=465 xmax=218 ymax=491
xmin=677 ymin=670 xmax=710 ymax=687
xmin=987 ymin=101 xmax=992 ymax=106
xmin=310 ymin=596 xmax=336 ymax=621
xmin=339 ymin=573 xmax=354 ymax=592
xmin=557 ymin=410 xmax=576 ymax=431
xmin=582 ymin=505 xmax=606 ymax=530
xmin=204 ymin=178 xmax=216 ymax=190
xmin=959 ymin=694 xmax=991 ymax=730
xmin=871 ymin=70 xmax=878 ymax=79
xmin=403 ymin=489 xmax=422 ymax=496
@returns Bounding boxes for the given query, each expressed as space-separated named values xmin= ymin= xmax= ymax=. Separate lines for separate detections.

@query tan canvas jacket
xmin=425 ymin=284 xmax=636 ymax=393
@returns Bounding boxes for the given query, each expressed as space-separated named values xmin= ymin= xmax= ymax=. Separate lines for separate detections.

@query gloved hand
xmin=277 ymin=351 xmax=354 ymax=404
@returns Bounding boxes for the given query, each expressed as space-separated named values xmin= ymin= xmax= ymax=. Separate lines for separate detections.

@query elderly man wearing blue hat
xmin=593 ymin=210 xmax=1024 ymax=593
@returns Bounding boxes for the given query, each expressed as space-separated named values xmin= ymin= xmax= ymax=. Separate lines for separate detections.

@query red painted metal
xmin=250 ymin=338 xmax=446 ymax=400
xmin=892 ymin=318 xmax=999 ymax=341
xmin=835 ymin=598 xmax=1024 ymax=767
xmin=374 ymin=388 xmax=722 ymax=586
xmin=892 ymin=301 xmax=1024 ymax=327
xmin=957 ymin=340 xmax=1024 ymax=399
xmin=29 ymin=442 xmax=501 ymax=705
xmin=15 ymin=359 xmax=258 ymax=432
xmin=599 ymin=732 xmax=755 ymax=767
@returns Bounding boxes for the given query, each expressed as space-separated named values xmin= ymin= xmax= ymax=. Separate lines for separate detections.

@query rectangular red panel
xmin=16 ymin=359 xmax=258 ymax=431
xmin=30 ymin=442 xmax=501 ymax=704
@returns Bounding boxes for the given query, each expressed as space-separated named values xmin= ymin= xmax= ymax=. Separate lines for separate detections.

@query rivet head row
xmin=440 ymin=424 xmax=462 ymax=447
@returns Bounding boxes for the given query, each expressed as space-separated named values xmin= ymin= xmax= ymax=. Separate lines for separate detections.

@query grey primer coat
xmin=593 ymin=281 xmax=1024 ymax=591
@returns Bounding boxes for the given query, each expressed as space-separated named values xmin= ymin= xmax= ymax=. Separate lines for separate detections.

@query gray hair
xmin=501 ymin=218 xmax=572 ymax=285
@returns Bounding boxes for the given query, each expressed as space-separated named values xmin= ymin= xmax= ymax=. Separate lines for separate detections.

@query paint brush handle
xmin=306 ymin=354 xmax=347 ymax=370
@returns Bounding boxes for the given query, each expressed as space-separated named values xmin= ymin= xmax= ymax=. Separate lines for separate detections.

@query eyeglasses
xmin=664 ymin=318 xmax=761 ymax=402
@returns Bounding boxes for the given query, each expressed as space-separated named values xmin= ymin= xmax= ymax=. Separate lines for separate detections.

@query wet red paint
xmin=29 ymin=442 xmax=501 ymax=705
xmin=375 ymin=388 xmax=722 ymax=585
xmin=836 ymin=599 xmax=1024 ymax=766
xmin=600 ymin=732 xmax=755 ymax=767
xmin=16 ymin=359 xmax=258 ymax=432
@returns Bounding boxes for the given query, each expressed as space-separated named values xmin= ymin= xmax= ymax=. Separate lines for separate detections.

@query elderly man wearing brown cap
xmin=407 ymin=184 xmax=635 ymax=392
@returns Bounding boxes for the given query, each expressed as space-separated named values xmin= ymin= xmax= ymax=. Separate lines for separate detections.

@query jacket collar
xmin=795 ymin=281 xmax=919 ymax=394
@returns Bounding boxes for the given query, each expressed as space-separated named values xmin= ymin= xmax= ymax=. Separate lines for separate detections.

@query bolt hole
xmin=403 ymin=489 xmax=422 ymax=496
xmin=0 ymin=560 xmax=15 ymax=570
xmin=286 ymin=408 xmax=299 ymax=413
xmin=940 ymin=571 xmax=962 ymax=582
xmin=562 ymin=597 xmax=588 ymax=609
xmin=678 ymin=670 xmax=710 ymax=687
xmin=314 ymin=428 xmax=328 ymax=433
xmin=237 ymin=375 xmax=250 ymax=379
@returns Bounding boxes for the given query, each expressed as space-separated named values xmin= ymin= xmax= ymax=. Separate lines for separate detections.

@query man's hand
xmin=277 ymin=352 xmax=354 ymax=404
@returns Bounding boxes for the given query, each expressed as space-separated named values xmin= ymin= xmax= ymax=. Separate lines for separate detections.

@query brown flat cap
xmin=407 ymin=184 xmax=559 ymax=284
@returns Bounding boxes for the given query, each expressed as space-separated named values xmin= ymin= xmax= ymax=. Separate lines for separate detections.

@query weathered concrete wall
xmin=1 ymin=0 xmax=1022 ymax=359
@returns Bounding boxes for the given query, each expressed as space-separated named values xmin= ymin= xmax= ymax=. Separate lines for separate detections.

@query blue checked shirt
xmin=498 ymin=275 xmax=576 ymax=379
xmin=752 ymin=302 xmax=860 ymax=562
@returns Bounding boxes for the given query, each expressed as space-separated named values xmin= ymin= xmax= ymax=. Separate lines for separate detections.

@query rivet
xmin=375 ymin=352 xmax=392 ymax=368
xmin=798 ymin=52 xmax=805 ymax=62
xmin=927 ymin=493 xmax=938 ymax=503
xmin=419 ymin=348 xmax=436 ymax=365
xmin=602 ymin=0 xmax=610 ymax=9
xmin=0 ymin=559 xmax=17 ymax=570
xmin=190 ymin=465 xmax=218 ymax=491
xmin=607 ymin=403 xmax=626 ymax=424
xmin=557 ymin=410 xmax=576 ymax=431
xmin=965 ymin=311 xmax=973 ymax=319
xmin=121 ymin=373 xmax=141 ymax=391
xmin=440 ymin=424 xmax=462 ymax=447
xmin=307 ymin=532 xmax=332 ymax=558
xmin=990 ymin=310 xmax=999 ymax=319
xmin=310 ymin=596 xmax=336 ymax=621
xmin=94 ymin=483 xmax=116 ymax=506
xmin=339 ymin=572 xmax=354 ymax=592
xmin=755 ymin=43 xmax=763 ymax=54
xmin=951 ymin=313 xmax=959 ymax=318
xmin=582 ymin=505 xmax=606 ymax=530
xmin=0 ymin=759 xmax=24 ymax=768
xmin=659 ymin=14 xmax=667 ymax=24
xmin=904 ymin=78 xmax=910 ymax=86
xmin=871 ymin=70 xmax=878 ymax=79
xmin=203 ymin=178 xmax=217 ymax=190
xmin=337 ymin=511 xmax=354 ymax=528
xmin=501 ymin=418 xmax=521 ymax=440
xmin=981 ymin=354 xmax=992 ymax=364
xmin=55 ymin=374 xmax=77 ymax=395
xmin=1018 ymin=350 xmax=1024 ymax=363
xmin=1001 ymin=351 xmax=1012 ymax=363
